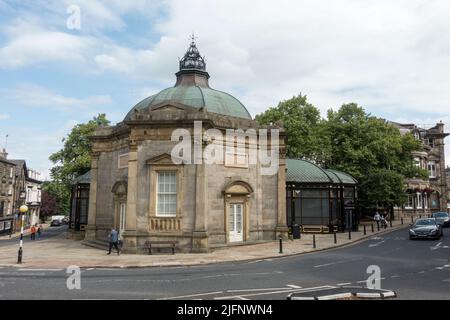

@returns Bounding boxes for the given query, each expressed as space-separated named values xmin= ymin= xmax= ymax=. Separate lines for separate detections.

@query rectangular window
xmin=9 ymin=168 xmax=13 ymax=178
xmin=414 ymin=157 xmax=420 ymax=168
xmin=156 ymin=172 xmax=177 ymax=217
xmin=118 ymin=153 xmax=129 ymax=169
xmin=416 ymin=193 xmax=423 ymax=209
xmin=225 ymin=146 xmax=248 ymax=168
xmin=405 ymin=195 xmax=414 ymax=209
xmin=8 ymin=185 xmax=12 ymax=196
xmin=424 ymin=194 xmax=428 ymax=209
xmin=427 ymin=161 xmax=436 ymax=178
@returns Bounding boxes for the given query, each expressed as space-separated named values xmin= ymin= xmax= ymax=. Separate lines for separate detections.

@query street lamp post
xmin=17 ymin=205 xmax=28 ymax=264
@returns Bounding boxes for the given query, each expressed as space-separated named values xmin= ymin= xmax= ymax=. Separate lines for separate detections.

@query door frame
xmin=228 ymin=203 xmax=244 ymax=243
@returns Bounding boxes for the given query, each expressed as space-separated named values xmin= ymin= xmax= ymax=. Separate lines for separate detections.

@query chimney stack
xmin=0 ymin=148 xmax=7 ymax=159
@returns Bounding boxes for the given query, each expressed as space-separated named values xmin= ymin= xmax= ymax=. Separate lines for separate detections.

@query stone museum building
xmin=83 ymin=40 xmax=288 ymax=253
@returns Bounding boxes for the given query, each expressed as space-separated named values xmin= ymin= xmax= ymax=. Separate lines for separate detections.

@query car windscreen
xmin=415 ymin=219 xmax=435 ymax=226
xmin=434 ymin=212 xmax=448 ymax=218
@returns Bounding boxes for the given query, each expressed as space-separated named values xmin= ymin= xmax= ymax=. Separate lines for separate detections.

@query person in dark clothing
xmin=107 ymin=228 xmax=120 ymax=255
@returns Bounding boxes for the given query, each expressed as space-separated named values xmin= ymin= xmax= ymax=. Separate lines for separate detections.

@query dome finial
xmin=179 ymin=34 xmax=206 ymax=71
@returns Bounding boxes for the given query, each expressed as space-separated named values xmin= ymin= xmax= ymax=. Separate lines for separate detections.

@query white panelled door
xmin=229 ymin=203 xmax=243 ymax=242
xmin=119 ymin=202 xmax=126 ymax=240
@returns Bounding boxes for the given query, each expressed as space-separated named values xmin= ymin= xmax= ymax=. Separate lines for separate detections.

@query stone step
xmin=81 ymin=239 xmax=109 ymax=251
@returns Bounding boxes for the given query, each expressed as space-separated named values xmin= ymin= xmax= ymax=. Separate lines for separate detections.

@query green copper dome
xmin=125 ymin=38 xmax=252 ymax=121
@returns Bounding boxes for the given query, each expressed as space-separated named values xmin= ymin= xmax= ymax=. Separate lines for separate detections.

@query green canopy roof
xmin=286 ymin=159 xmax=357 ymax=185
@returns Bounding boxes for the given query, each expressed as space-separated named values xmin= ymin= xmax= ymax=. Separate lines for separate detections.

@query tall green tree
xmin=255 ymin=94 xmax=331 ymax=165
xmin=257 ymin=96 xmax=428 ymax=212
xmin=48 ymin=114 xmax=110 ymax=214
xmin=326 ymin=103 xmax=428 ymax=209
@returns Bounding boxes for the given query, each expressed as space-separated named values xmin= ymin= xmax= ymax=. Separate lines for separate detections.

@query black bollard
xmin=411 ymin=216 xmax=414 ymax=223
xmin=334 ymin=232 xmax=337 ymax=244
xmin=390 ymin=220 xmax=392 ymax=228
xmin=401 ymin=218 xmax=403 ymax=225
xmin=279 ymin=237 xmax=283 ymax=254
xmin=377 ymin=223 xmax=380 ymax=232
xmin=363 ymin=225 xmax=367 ymax=235
xmin=313 ymin=234 xmax=316 ymax=249
xmin=371 ymin=224 xmax=374 ymax=233
xmin=348 ymin=229 xmax=352 ymax=240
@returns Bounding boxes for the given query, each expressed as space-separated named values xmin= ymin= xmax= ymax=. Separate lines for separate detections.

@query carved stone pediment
xmin=146 ymin=153 xmax=182 ymax=166
xmin=223 ymin=180 xmax=254 ymax=195
xmin=151 ymin=102 xmax=188 ymax=112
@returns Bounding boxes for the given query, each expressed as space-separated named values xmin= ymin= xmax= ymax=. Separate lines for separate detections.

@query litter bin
xmin=292 ymin=224 xmax=301 ymax=239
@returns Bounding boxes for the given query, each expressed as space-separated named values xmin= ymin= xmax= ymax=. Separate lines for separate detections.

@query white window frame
xmin=405 ymin=194 xmax=414 ymax=209
xmin=156 ymin=172 xmax=177 ymax=217
xmin=413 ymin=157 xmax=420 ymax=168
xmin=9 ymin=168 xmax=13 ymax=178
xmin=424 ymin=193 xmax=429 ymax=209
xmin=416 ymin=193 xmax=423 ymax=209
xmin=8 ymin=184 xmax=12 ymax=196
xmin=427 ymin=161 xmax=437 ymax=178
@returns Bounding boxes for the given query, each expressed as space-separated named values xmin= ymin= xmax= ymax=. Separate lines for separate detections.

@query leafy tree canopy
xmin=47 ymin=114 xmax=110 ymax=214
xmin=256 ymin=98 xmax=428 ymax=210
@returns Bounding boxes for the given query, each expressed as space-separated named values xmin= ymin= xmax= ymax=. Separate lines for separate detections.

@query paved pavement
xmin=0 ymin=220 xmax=406 ymax=269
xmin=0 ymin=227 xmax=449 ymax=300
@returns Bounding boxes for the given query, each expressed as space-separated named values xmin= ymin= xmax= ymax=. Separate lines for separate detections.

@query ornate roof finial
xmin=189 ymin=33 xmax=197 ymax=44
xmin=179 ymin=34 xmax=206 ymax=71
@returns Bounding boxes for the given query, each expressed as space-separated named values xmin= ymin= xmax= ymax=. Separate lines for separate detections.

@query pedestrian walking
xmin=30 ymin=225 xmax=36 ymax=240
xmin=37 ymin=224 xmax=42 ymax=240
xmin=107 ymin=227 xmax=120 ymax=255
xmin=374 ymin=211 xmax=381 ymax=229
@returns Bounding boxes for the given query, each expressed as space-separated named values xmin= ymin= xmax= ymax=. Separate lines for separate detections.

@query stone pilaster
xmin=85 ymin=152 xmax=99 ymax=241
xmin=124 ymin=141 xmax=138 ymax=252
xmin=192 ymin=162 xmax=209 ymax=252
xmin=275 ymin=132 xmax=289 ymax=239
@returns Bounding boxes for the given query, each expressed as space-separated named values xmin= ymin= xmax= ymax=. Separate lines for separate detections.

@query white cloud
xmin=0 ymin=113 xmax=9 ymax=120
xmin=2 ymin=84 xmax=111 ymax=111
xmin=2 ymin=0 xmax=450 ymax=170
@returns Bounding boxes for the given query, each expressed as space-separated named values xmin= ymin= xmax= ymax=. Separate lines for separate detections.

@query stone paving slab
xmin=0 ymin=221 xmax=407 ymax=269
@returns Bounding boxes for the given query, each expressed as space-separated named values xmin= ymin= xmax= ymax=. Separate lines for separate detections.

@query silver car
xmin=431 ymin=212 xmax=450 ymax=227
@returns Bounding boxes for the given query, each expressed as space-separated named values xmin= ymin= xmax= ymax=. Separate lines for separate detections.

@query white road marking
xmin=336 ymin=283 xmax=352 ymax=286
xmin=369 ymin=240 xmax=386 ymax=248
xmin=443 ymin=279 xmax=450 ymax=282
xmin=235 ymin=296 xmax=250 ymax=300
xmin=246 ymin=260 xmax=263 ymax=264
xmin=431 ymin=242 xmax=442 ymax=251
xmin=158 ymin=291 xmax=224 ymax=300
xmin=390 ymin=275 xmax=400 ymax=278
xmin=314 ymin=260 xmax=347 ymax=268
xmin=215 ymin=285 xmax=336 ymax=300
xmin=227 ymin=288 xmax=288 ymax=293
xmin=287 ymin=285 xmax=302 ymax=289
xmin=18 ymin=268 xmax=63 ymax=272
xmin=417 ymin=271 xmax=425 ymax=274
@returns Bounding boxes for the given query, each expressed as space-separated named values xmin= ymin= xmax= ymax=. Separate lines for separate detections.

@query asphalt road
xmin=0 ymin=225 xmax=68 ymax=247
xmin=0 ymin=226 xmax=449 ymax=300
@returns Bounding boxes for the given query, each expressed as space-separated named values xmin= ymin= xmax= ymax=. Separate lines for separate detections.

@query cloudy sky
xmin=0 ymin=0 xmax=449 ymax=178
